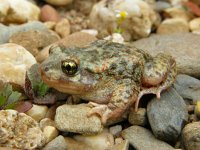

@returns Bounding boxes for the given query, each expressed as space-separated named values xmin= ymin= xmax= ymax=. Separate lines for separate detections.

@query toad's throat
xmin=40 ymin=70 xmax=91 ymax=95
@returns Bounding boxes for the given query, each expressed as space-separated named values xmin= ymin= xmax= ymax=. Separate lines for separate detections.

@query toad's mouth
xmin=40 ymin=69 xmax=91 ymax=95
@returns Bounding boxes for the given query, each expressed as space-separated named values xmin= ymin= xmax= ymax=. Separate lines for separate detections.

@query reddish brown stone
xmin=40 ymin=5 xmax=61 ymax=22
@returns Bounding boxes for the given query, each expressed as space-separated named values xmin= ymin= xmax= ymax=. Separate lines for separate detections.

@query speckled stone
xmin=182 ymin=122 xmax=200 ymax=150
xmin=55 ymin=104 xmax=103 ymax=134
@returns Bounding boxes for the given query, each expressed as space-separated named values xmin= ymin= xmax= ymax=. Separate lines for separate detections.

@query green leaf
xmin=0 ymin=84 xmax=22 ymax=110
xmin=6 ymin=91 xmax=21 ymax=106
xmin=3 ymin=84 xmax=12 ymax=98
xmin=0 ymin=95 xmax=6 ymax=106
xmin=38 ymin=82 xmax=49 ymax=97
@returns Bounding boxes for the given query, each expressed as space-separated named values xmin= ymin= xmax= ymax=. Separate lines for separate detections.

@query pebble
xmin=40 ymin=5 xmax=61 ymax=22
xmin=121 ymin=126 xmax=174 ymax=150
xmin=182 ymin=122 xmax=200 ymax=150
xmin=42 ymin=135 xmax=67 ymax=150
xmin=36 ymin=32 xmax=97 ymax=63
xmin=55 ymin=104 xmax=103 ymax=134
xmin=157 ymin=18 xmax=189 ymax=34
xmin=0 ymin=110 xmax=46 ymax=149
xmin=0 ymin=43 xmax=36 ymax=87
xmin=40 ymin=118 xmax=56 ymax=129
xmin=111 ymin=140 xmax=129 ymax=150
xmin=195 ymin=101 xmax=200 ymax=118
xmin=26 ymin=104 xmax=49 ymax=122
xmin=44 ymin=0 xmax=73 ymax=6
xmin=0 ymin=21 xmax=48 ymax=44
xmin=44 ymin=104 xmax=59 ymax=119
xmin=189 ymin=18 xmax=200 ymax=31
xmin=44 ymin=21 xmax=56 ymax=30
xmin=43 ymin=126 xmax=59 ymax=143
xmin=164 ymin=7 xmax=194 ymax=22
xmin=0 ymin=0 xmax=40 ymax=24
xmin=133 ymin=33 xmax=200 ymax=77
xmin=55 ymin=19 xmax=71 ymax=38
xmin=89 ymin=0 xmax=159 ymax=40
xmin=109 ymin=125 xmax=122 ymax=137
xmin=64 ymin=137 xmax=93 ymax=150
xmin=9 ymin=30 xmax=60 ymax=56
xmin=174 ymin=74 xmax=200 ymax=103
xmin=188 ymin=114 xmax=198 ymax=122
xmin=73 ymin=0 xmax=97 ymax=15
xmin=128 ymin=108 xmax=147 ymax=126
xmin=147 ymin=88 xmax=188 ymax=143
xmin=153 ymin=1 xmax=171 ymax=12
xmin=74 ymin=129 xmax=114 ymax=150
xmin=104 ymin=33 xmax=125 ymax=44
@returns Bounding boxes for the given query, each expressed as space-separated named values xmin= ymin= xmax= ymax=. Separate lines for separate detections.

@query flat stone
xmin=121 ymin=126 xmax=174 ymax=150
xmin=9 ymin=30 xmax=59 ymax=56
xmin=55 ymin=104 xmax=103 ymax=134
xmin=132 ymin=33 xmax=200 ymax=77
xmin=42 ymin=135 xmax=67 ymax=150
xmin=174 ymin=74 xmax=200 ymax=103
xmin=182 ymin=122 xmax=200 ymax=150
xmin=36 ymin=32 xmax=97 ymax=63
xmin=147 ymin=87 xmax=188 ymax=143
xmin=0 ymin=21 xmax=48 ymax=44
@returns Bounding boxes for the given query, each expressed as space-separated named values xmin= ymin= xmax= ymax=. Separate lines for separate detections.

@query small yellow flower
xmin=115 ymin=10 xmax=128 ymax=24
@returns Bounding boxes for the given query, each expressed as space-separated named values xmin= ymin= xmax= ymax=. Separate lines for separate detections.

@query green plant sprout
xmin=0 ymin=84 xmax=21 ymax=109
xmin=32 ymin=81 xmax=49 ymax=97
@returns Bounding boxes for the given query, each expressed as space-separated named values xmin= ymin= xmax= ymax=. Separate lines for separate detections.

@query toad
xmin=39 ymin=40 xmax=176 ymax=124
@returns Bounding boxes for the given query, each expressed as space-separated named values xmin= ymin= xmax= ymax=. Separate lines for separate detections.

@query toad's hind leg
xmin=135 ymin=53 xmax=176 ymax=111
xmin=88 ymin=80 xmax=139 ymax=125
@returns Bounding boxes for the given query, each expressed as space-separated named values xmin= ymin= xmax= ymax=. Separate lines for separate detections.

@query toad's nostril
xmin=44 ymin=67 xmax=49 ymax=72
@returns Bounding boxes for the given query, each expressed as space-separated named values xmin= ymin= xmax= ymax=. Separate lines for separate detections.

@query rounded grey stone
xmin=121 ymin=126 xmax=174 ymax=150
xmin=147 ymin=87 xmax=188 ymax=143
xmin=174 ymin=74 xmax=200 ymax=103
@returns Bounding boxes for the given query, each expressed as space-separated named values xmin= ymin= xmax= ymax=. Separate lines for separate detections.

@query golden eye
xmin=61 ymin=59 xmax=78 ymax=76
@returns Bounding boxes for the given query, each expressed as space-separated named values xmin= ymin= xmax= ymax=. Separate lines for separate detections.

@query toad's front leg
xmin=88 ymin=79 xmax=139 ymax=125
xmin=135 ymin=53 xmax=176 ymax=111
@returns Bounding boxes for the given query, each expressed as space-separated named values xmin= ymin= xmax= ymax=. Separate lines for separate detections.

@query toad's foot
xmin=87 ymin=102 xmax=112 ymax=125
